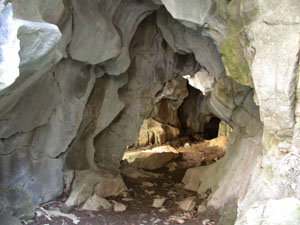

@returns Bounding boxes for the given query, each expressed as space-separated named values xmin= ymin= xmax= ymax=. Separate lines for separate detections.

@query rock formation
xmin=0 ymin=0 xmax=300 ymax=224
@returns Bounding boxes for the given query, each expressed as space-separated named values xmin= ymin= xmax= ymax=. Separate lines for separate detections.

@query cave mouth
xmin=204 ymin=117 xmax=221 ymax=140
xmin=118 ymin=86 xmax=231 ymax=224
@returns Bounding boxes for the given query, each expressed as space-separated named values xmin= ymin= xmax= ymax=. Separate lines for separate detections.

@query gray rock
xmin=124 ymin=150 xmax=178 ymax=170
xmin=156 ymin=7 xmax=224 ymax=80
xmin=0 ymin=212 xmax=22 ymax=225
xmin=183 ymin=126 xmax=262 ymax=224
xmin=197 ymin=204 xmax=206 ymax=213
xmin=236 ymin=198 xmax=300 ymax=225
xmin=81 ymin=195 xmax=112 ymax=211
xmin=121 ymin=166 xmax=162 ymax=179
xmin=1 ymin=2 xmax=300 ymax=225
xmin=17 ymin=20 xmax=62 ymax=75
xmin=0 ymin=186 xmax=35 ymax=220
xmin=68 ymin=0 xmax=121 ymax=65
xmin=0 ymin=3 xmax=19 ymax=90
xmin=65 ymin=170 xmax=126 ymax=210
xmin=95 ymin=176 xmax=127 ymax=198
xmin=134 ymin=118 xmax=180 ymax=147
xmin=0 ymin=59 xmax=95 ymax=204
xmin=178 ymin=197 xmax=196 ymax=211
xmin=183 ymin=68 xmax=215 ymax=95
xmin=152 ymin=197 xmax=167 ymax=208
xmin=153 ymin=76 xmax=189 ymax=127
xmin=159 ymin=0 xmax=226 ymax=44
xmin=113 ymin=202 xmax=127 ymax=212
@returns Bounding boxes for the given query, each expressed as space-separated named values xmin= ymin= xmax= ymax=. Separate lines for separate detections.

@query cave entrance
xmin=118 ymin=81 xmax=232 ymax=223
xmin=204 ymin=117 xmax=221 ymax=140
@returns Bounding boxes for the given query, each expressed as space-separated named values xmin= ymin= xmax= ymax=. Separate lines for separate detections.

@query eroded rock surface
xmin=1 ymin=0 xmax=300 ymax=224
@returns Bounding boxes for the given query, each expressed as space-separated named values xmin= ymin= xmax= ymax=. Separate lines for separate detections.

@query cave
xmin=1 ymin=1 xmax=300 ymax=225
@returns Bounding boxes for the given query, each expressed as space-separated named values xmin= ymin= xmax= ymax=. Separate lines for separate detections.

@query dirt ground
xmin=24 ymin=135 xmax=228 ymax=225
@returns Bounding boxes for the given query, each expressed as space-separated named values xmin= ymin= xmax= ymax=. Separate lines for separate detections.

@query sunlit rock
xmin=0 ymin=3 xmax=19 ymax=90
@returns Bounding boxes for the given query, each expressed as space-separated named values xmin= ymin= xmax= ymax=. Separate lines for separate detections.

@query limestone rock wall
xmin=1 ymin=0 xmax=300 ymax=224
xmin=0 ymin=0 xmax=223 ymax=206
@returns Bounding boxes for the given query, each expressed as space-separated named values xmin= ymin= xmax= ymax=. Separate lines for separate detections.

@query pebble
xmin=199 ymin=192 xmax=208 ymax=198
xmin=168 ymin=216 xmax=185 ymax=224
xmin=178 ymin=198 xmax=196 ymax=211
xmin=145 ymin=190 xmax=155 ymax=195
xmin=159 ymin=207 xmax=167 ymax=212
xmin=114 ymin=202 xmax=127 ymax=212
xmin=167 ymin=190 xmax=177 ymax=196
xmin=153 ymin=218 xmax=161 ymax=224
xmin=162 ymin=183 xmax=171 ymax=188
xmin=166 ymin=162 xmax=177 ymax=172
xmin=142 ymin=182 xmax=154 ymax=187
xmin=198 ymin=204 xmax=206 ymax=213
xmin=122 ymin=198 xmax=134 ymax=201
xmin=176 ymin=218 xmax=185 ymax=224
xmin=184 ymin=143 xmax=191 ymax=147
xmin=175 ymin=183 xmax=184 ymax=188
xmin=152 ymin=197 xmax=167 ymax=208
xmin=202 ymin=219 xmax=215 ymax=225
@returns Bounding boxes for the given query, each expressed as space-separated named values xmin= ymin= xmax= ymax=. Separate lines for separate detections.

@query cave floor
xmin=25 ymin=136 xmax=228 ymax=225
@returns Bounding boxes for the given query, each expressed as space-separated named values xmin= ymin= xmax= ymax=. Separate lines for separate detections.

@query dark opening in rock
xmin=204 ymin=117 xmax=221 ymax=140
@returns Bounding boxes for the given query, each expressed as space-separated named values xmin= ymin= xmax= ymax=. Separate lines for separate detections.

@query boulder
xmin=134 ymin=118 xmax=180 ymax=147
xmin=94 ymin=176 xmax=127 ymax=198
xmin=65 ymin=170 xmax=126 ymax=210
xmin=123 ymin=147 xmax=179 ymax=170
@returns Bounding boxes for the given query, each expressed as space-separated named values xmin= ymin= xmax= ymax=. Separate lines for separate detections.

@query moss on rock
xmin=220 ymin=0 xmax=259 ymax=87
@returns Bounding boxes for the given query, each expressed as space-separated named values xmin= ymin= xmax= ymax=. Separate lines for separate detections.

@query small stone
xmin=168 ymin=216 xmax=185 ymax=224
xmin=199 ymin=192 xmax=208 ymax=198
xmin=162 ymin=183 xmax=171 ymax=188
xmin=142 ymin=182 xmax=154 ymax=187
xmin=175 ymin=183 xmax=184 ymax=188
xmin=122 ymin=198 xmax=133 ymax=201
xmin=178 ymin=198 xmax=196 ymax=211
xmin=198 ymin=204 xmax=206 ymax=213
xmin=202 ymin=219 xmax=211 ymax=225
xmin=114 ymin=202 xmax=127 ymax=212
xmin=81 ymin=195 xmax=112 ymax=211
xmin=159 ymin=207 xmax=167 ymax=212
xmin=152 ymin=197 xmax=167 ymax=208
xmin=153 ymin=218 xmax=161 ymax=224
xmin=169 ymin=167 xmax=176 ymax=172
xmin=166 ymin=162 xmax=177 ymax=172
xmin=167 ymin=190 xmax=177 ymax=196
xmin=184 ymin=212 xmax=192 ymax=218
xmin=176 ymin=218 xmax=185 ymax=224
xmin=184 ymin=143 xmax=191 ymax=147
xmin=145 ymin=190 xmax=155 ymax=195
